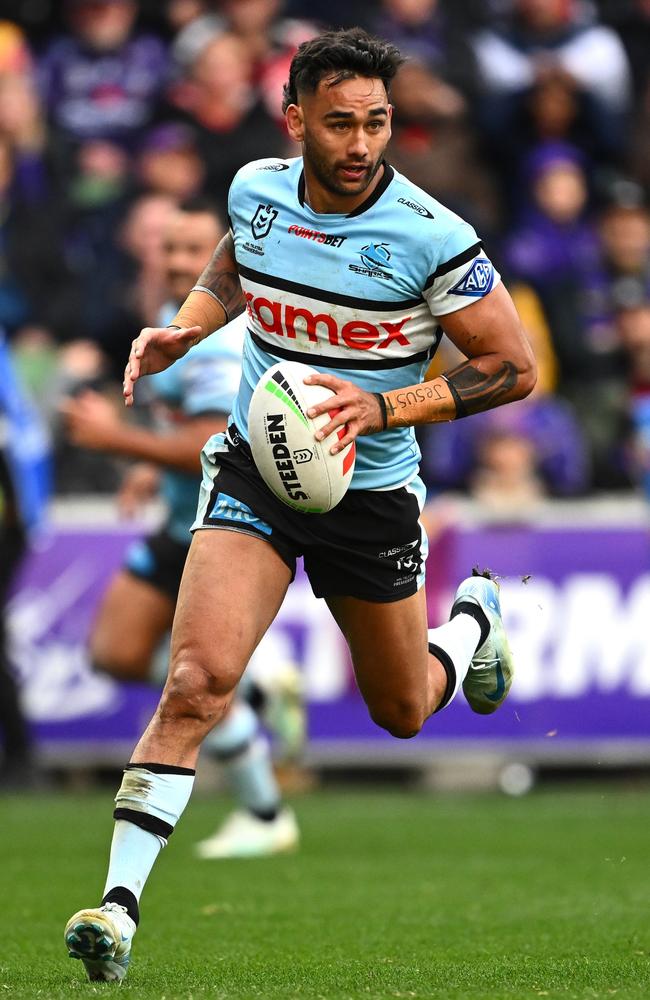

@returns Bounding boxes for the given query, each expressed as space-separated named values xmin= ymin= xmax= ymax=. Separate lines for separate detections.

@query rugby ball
xmin=248 ymin=361 xmax=355 ymax=513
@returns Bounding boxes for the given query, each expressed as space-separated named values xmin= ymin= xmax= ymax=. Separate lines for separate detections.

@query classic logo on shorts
xmin=380 ymin=539 xmax=422 ymax=582
xmin=251 ymin=203 xmax=278 ymax=240
xmin=448 ymin=258 xmax=494 ymax=298
xmin=349 ymin=242 xmax=393 ymax=280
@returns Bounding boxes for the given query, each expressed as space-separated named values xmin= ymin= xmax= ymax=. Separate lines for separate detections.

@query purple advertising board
xmin=8 ymin=522 xmax=650 ymax=762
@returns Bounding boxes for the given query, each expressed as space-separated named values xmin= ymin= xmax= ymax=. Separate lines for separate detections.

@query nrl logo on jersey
xmin=349 ymin=242 xmax=393 ymax=280
xmin=251 ymin=203 xmax=278 ymax=240
xmin=448 ymin=257 xmax=494 ymax=297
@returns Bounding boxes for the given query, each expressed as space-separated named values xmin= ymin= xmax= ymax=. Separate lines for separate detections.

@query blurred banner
xmin=8 ymin=522 xmax=650 ymax=762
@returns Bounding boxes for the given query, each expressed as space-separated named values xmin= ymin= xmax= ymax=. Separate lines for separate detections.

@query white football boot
xmin=195 ymin=807 xmax=299 ymax=859
xmin=64 ymin=902 xmax=136 ymax=982
xmin=451 ymin=569 xmax=514 ymax=715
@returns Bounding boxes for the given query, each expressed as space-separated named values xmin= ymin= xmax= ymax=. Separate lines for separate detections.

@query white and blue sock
xmin=203 ymin=701 xmax=281 ymax=821
xmin=102 ymin=764 xmax=195 ymax=923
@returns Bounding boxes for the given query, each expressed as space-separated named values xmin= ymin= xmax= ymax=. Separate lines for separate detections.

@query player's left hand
xmin=303 ymin=372 xmax=384 ymax=454
xmin=60 ymin=389 xmax=123 ymax=451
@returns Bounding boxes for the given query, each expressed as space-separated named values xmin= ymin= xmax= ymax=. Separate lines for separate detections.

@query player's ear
xmin=285 ymin=104 xmax=304 ymax=143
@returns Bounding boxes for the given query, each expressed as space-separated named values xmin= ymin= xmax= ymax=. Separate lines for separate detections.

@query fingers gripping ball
xmin=248 ymin=362 xmax=355 ymax=513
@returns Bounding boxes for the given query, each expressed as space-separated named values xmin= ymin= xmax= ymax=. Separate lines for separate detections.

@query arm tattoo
xmin=444 ymin=360 xmax=517 ymax=416
xmin=196 ymin=233 xmax=245 ymax=320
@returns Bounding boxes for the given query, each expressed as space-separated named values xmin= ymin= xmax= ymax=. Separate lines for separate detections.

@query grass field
xmin=1 ymin=786 xmax=649 ymax=999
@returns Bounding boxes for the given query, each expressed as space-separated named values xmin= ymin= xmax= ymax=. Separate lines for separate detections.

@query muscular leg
xmin=90 ymin=530 xmax=292 ymax=932
xmin=327 ymin=588 xmax=448 ymax=739
xmin=328 ymin=579 xmax=487 ymax=739
xmin=91 ymin=572 xmax=175 ymax=682
xmin=132 ymin=529 xmax=293 ymax=768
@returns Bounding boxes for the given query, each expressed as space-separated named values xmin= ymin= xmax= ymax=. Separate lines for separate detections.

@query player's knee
xmin=159 ymin=659 xmax=232 ymax=728
xmin=369 ymin=699 xmax=425 ymax=740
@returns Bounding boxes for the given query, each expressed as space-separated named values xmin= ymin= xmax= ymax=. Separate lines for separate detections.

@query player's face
xmin=288 ymin=75 xmax=392 ymax=212
xmin=163 ymin=211 xmax=223 ymax=302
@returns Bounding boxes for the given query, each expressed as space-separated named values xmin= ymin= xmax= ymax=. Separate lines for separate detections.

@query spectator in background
xmin=171 ymin=1 xmax=316 ymax=128
xmin=62 ymin=137 xmax=134 ymax=348
xmin=52 ymin=339 xmax=125 ymax=494
xmin=602 ymin=0 xmax=650 ymax=105
xmin=503 ymin=143 xmax=600 ymax=370
xmin=373 ymin=0 xmax=473 ymax=100
xmin=615 ymin=287 xmax=650 ymax=495
xmin=0 ymin=20 xmax=32 ymax=75
xmin=598 ymin=180 xmax=650 ymax=300
xmin=165 ymin=0 xmax=210 ymax=35
xmin=63 ymin=185 xmax=175 ymax=373
xmin=372 ymin=0 xmax=498 ymax=230
xmin=0 ymin=65 xmax=50 ymax=204
xmin=419 ymin=280 xmax=590 ymax=501
xmin=0 ymin=134 xmax=77 ymax=339
xmin=135 ymin=122 xmax=205 ymax=201
xmin=118 ymin=192 xmax=178 ymax=332
xmin=38 ymin=0 xmax=168 ymax=178
xmin=469 ymin=429 xmax=546 ymax=521
xmin=168 ymin=31 xmax=287 ymax=215
xmin=503 ymin=142 xmax=628 ymax=485
xmin=472 ymin=0 xmax=632 ymax=197
xmin=0 ymin=329 xmax=51 ymax=788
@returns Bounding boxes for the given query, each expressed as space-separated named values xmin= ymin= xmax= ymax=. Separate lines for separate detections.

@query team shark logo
xmin=359 ymin=243 xmax=392 ymax=272
xmin=448 ymin=258 xmax=494 ymax=297
xmin=349 ymin=242 xmax=393 ymax=280
xmin=251 ymin=203 xmax=278 ymax=240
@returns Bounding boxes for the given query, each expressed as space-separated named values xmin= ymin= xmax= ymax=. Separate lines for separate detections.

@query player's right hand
xmin=123 ymin=325 xmax=202 ymax=406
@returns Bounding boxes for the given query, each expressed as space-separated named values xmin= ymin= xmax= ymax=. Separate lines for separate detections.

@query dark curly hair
xmin=282 ymin=28 xmax=404 ymax=114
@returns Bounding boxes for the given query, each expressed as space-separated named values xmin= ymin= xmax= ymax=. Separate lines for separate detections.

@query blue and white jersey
xmin=150 ymin=304 xmax=246 ymax=541
xmin=228 ymin=157 xmax=500 ymax=490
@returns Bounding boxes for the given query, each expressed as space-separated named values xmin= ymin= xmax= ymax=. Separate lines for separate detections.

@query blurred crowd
xmin=0 ymin=0 xmax=649 ymax=509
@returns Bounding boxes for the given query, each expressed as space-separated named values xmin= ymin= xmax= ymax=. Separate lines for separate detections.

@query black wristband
xmin=166 ymin=325 xmax=181 ymax=330
xmin=373 ymin=392 xmax=388 ymax=431
xmin=442 ymin=375 xmax=468 ymax=419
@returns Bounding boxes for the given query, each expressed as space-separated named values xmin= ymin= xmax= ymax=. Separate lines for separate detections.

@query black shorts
xmin=124 ymin=526 xmax=190 ymax=602
xmin=191 ymin=426 xmax=428 ymax=603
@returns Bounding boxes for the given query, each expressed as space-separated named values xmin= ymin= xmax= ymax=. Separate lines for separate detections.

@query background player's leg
xmin=196 ymin=700 xmax=299 ymax=859
xmin=327 ymin=587 xmax=481 ymax=739
xmin=90 ymin=571 xmax=175 ymax=681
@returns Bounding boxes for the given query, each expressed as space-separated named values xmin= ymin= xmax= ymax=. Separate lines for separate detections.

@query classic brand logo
xmin=349 ymin=243 xmax=393 ymax=280
xmin=251 ymin=203 xmax=278 ymax=240
xmin=245 ymin=293 xmax=412 ymax=351
xmin=397 ymin=196 xmax=434 ymax=219
xmin=256 ymin=162 xmax=290 ymax=171
xmin=448 ymin=258 xmax=494 ymax=297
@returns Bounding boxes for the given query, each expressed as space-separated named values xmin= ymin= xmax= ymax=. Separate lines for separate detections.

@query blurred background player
xmin=62 ymin=198 xmax=302 ymax=857
xmin=0 ymin=328 xmax=51 ymax=789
